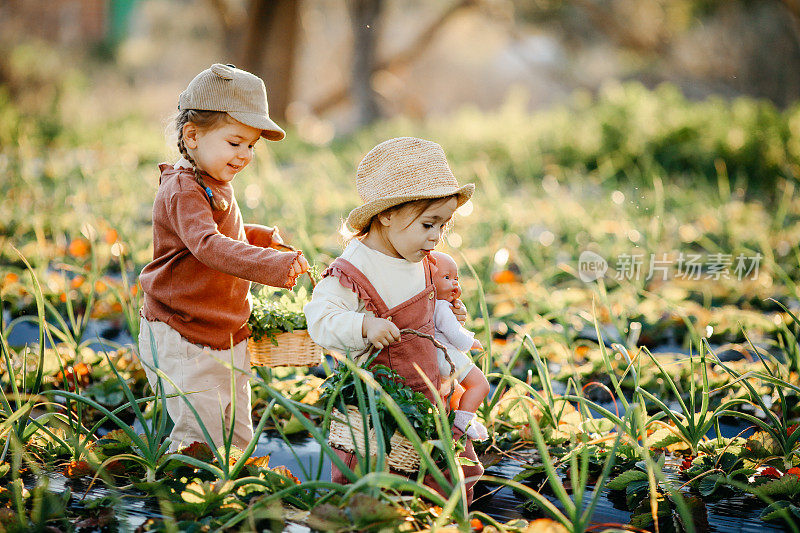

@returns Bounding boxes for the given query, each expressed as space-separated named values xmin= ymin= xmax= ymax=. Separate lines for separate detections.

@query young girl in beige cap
xmin=304 ymin=136 xmax=484 ymax=504
xmin=138 ymin=64 xmax=308 ymax=452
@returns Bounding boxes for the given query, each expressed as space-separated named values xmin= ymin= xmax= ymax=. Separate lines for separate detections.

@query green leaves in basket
xmin=320 ymin=361 xmax=448 ymax=452
xmin=248 ymin=286 xmax=311 ymax=343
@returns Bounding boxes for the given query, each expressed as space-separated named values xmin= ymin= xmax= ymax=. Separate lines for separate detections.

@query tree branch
xmin=570 ymin=0 xmax=669 ymax=55
xmin=311 ymin=0 xmax=478 ymax=115
xmin=778 ymin=0 xmax=800 ymax=52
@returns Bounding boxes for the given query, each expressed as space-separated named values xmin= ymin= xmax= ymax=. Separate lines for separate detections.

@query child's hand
xmin=289 ymin=254 xmax=309 ymax=280
xmin=270 ymin=228 xmax=285 ymax=248
xmin=451 ymin=299 xmax=467 ymax=324
xmin=362 ymin=316 xmax=401 ymax=350
xmin=471 ymin=338 xmax=483 ymax=351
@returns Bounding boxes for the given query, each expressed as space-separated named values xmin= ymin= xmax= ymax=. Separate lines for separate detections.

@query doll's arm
xmin=434 ymin=301 xmax=475 ymax=352
xmin=304 ymin=276 xmax=370 ymax=354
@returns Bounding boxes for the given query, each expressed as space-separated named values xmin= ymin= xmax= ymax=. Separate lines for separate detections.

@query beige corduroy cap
xmin=178 ymin=63 xmax=285 ymax=141
xmin=346 ymin=137 xmax=474 ymax=231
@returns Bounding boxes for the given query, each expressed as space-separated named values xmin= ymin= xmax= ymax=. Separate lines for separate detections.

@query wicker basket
xmin=248 ymin=330 xmax=323 ymax=367
xmin=328 ymin=406 xmax=421 ymax=474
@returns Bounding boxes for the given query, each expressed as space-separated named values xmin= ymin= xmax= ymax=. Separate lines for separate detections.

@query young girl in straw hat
xmin=304 ymin=136 xmax=484 ymax=504
xmin=138 ymin=64 xmax=308 ymax=452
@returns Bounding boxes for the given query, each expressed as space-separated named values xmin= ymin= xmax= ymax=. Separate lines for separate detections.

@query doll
xmin=430 ymin=251 xmax=490 ymax=440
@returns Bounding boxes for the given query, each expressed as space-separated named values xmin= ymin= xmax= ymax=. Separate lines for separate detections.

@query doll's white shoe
xmin=453 ymin=410 xmax=488 ymax=441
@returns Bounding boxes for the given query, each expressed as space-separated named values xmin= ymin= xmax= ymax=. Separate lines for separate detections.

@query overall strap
xmin=321 ymin=257 xmax=390 ymax=316
xmin=423 ymin=255 xmax=434 ymax=289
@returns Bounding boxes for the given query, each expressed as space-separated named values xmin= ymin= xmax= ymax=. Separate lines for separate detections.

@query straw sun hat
xmin=346 ymin=137 xmax=475 ymax=231
xmin=178 ymin=63 xmax=285 ymax=141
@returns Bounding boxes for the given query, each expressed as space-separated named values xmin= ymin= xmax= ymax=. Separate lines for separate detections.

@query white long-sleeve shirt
xmin=303 ymin=239 xmax=426 ymax=357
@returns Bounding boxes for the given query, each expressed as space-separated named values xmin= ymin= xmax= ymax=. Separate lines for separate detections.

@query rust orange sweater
xmin=140 ymin=163 xmax=300 ymax=349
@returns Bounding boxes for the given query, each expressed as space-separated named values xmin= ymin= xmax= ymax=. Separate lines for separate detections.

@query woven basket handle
xmin=355 ymin=327 xmax=455 ymax=379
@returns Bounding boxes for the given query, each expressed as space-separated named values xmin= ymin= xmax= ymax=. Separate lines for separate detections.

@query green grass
xmin=2 ymin=79 xmax=800 ymax=530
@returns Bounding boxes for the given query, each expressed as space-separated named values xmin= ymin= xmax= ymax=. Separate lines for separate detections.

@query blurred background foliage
xmin=2 ymin=0 xmax=800 ymax=292
xmin=3 ymin=0 xmax=800 ymax=130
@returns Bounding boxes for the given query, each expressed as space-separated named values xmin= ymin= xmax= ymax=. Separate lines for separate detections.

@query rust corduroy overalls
xmin=322 ymin=256 xmax=484 ymax=504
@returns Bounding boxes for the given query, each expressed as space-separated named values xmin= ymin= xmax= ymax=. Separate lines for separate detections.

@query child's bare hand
xmin=271 ymin=228 xmax=285 ymax=247
xmin=471 ymin=338 xmax=483 ymax=351
xmin=451 ymin=299 xmax=467 ymax=324
xmin=362 ymin=316 xmax=401 ymax=350
xmin=288 ymin=254 xmax=309 ymax=279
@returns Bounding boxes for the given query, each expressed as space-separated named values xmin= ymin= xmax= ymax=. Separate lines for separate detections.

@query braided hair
xmin=175 ymin=109 xmax=231 ymax=211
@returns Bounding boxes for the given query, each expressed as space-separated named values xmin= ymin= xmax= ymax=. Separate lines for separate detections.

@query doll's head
xmin=430 ymin=251 xmax=461 ymax=303
xmin=172 ymin=64 xmax=284 ymax=210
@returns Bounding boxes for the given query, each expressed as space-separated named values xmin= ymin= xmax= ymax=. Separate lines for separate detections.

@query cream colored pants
xmin=137 ymin=317 xmax=254 ymax=452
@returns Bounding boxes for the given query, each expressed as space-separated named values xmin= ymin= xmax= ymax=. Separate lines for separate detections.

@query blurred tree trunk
xmin=208 ymin=0 xmax=242 ymax=54
xmin=239 ymin=0 xmax=300 ymax=122
xmin=779 ymin=0 xmax=800 ymax=49
xmin=313 ymin=0 xmax=476 ymax=116
xmin=348 ymin=0 xmax=384 ymax=127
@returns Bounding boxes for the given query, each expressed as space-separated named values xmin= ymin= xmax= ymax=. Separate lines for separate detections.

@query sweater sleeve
xmin=168 ymin=191 xmax=298 ymax=288
xmin=434 ymin=300 xmax=475 ymax=352
xmin=244 ymin=224 xmax=276 ymax=248
xmin=303 ymin=276 xmax=369 ymax=355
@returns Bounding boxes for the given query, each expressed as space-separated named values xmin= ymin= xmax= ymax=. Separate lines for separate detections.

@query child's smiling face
xmin=184 ymin=117 xmax=261 ymax=182
xmin=430 ymin=252 xmax=461 ymax=302
xmin=370 ymin=197 xmax=458 ymax=263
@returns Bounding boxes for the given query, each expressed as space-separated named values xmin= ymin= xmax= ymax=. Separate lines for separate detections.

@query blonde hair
xmin=174 ymin=109 xmax=233 ymax=211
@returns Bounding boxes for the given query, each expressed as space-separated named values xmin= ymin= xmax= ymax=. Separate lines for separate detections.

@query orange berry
xmin=71 ymin=276 xmax=85 ymax=289
xmin=59 ymin=292 xmax=67 ymax=303
xmin=74 ymin=362 xmax=90 ymax=378
xmin=470 ymin=518 xmax=483 ymax=531
xmin=104 ymin=228 xmax=119 ymax=244
xmin=94 ymin=280 xmax=107 ymax=294
xmin=491 ymin=269 xmax=517 ymax=284
xmin=68 ymin=238 xmax=90 ymax=258
xmin=4 ymin=272 xmax=19 ymax=285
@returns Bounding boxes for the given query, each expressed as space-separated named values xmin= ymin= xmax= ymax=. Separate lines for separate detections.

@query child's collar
xmin=174 ymin=157 xmax=192 ymax=169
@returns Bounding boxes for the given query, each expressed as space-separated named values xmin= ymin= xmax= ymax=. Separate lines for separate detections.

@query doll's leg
xmin=456 ymin=366 xmax=490 ymax=412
